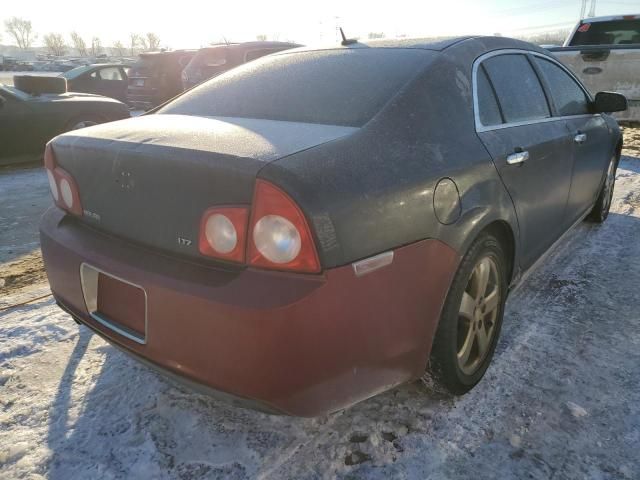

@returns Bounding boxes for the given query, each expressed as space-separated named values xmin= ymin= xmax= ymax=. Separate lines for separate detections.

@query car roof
xmin=198 ymin=41 xmax=302 ymax=52
xmin=274 ymin=36 xmax=541 ymax=57
xmin=580 ymin=14 xmax=640 ymax=23
xmin=360 ymin=36 xmax=477 ymax=50
xmin=139 ymin=50 xmax=197 ymax=58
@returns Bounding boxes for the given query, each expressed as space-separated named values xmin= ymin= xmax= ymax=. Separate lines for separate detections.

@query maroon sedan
xmin=41 ymin=36 xmax=624 ymax=416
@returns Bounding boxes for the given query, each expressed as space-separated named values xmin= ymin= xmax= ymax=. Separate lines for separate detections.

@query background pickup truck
xmin=549 ymin=14 xmax=639 ymax=123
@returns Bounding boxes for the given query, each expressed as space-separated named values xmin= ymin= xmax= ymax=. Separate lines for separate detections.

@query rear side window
xmin=160 ymin=49 xmax=433 ymax=127
xmin=476 ymin=67 xmax=503 ymax=126
xmin=569 ymin=19 xmax=640 ymax=46
xmin=482 ymin=54 xmax=550 ymax=124
xmin=98 ymin=67 xmax=123 ymax=81
xmin=534 ymin=57 xmax=589 ymax=116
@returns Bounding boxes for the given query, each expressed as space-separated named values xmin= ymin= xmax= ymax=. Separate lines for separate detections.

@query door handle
xmin=574 ymin=133 xmax=588 ymax=144
xmin=506 ymin=150 xmax=529 ymax=166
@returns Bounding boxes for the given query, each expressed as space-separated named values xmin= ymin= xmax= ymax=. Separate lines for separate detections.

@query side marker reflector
xmin=352 ymin=251 xmax=394 ymax=277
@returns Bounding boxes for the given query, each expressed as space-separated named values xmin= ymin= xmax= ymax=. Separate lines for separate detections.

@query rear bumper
xmin=127 ymin=87 xmax=160 ymax=110
xmin=40 ymin=207 xmax=458 ymax=416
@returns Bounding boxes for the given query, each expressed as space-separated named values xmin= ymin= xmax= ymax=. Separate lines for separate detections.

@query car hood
xmin=27 ymin=91 xmax=125 ymax=104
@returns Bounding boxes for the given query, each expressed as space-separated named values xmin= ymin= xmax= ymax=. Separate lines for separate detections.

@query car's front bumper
xmin=40 ymin=207 xmax=458 ymax=416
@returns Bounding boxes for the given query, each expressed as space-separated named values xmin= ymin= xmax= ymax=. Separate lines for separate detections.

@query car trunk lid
xmin=51 ymin=114 xmax=356 ymax=262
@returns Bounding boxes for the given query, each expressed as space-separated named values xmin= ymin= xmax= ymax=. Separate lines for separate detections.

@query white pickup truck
xmin=549 ymin=14 xmax=639 ymax=122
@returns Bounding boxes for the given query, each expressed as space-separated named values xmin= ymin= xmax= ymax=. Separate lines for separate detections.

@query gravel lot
xmin=0 ymin=131 xmax=639 ymax=479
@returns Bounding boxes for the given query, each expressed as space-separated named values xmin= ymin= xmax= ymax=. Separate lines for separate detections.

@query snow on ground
xmin=1 ymin=154 xmax=640 ymax=479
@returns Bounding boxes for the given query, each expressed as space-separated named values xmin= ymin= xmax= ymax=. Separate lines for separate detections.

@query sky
xmin=1 ymin=0 xmax=639 ymax=49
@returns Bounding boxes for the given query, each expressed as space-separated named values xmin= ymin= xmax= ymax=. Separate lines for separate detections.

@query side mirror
xmin=593 ymin=91 xmax=628 ymax=113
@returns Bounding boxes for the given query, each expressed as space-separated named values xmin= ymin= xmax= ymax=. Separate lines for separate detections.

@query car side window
xmin=477 ymin=66 xmax=503 ymax=126
xmin=98 ymin=67 xmax=123 ymax=81
xmin=533 ymin=57 xmax=590 ymax=116
xmin=482 ymin=54 xmax=550 ymax=124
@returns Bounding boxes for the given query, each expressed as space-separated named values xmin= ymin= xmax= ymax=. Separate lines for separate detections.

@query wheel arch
xmin=482 ymin=220 xmax=516 ymax=285
xmin=447 ymin=213 xmax=519 ymax=287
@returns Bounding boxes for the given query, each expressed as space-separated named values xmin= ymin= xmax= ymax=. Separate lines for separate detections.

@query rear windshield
xmin=569 ymin=19 xmax=640 ymax=46
xmin=159 ymin=49 xmax=432 ymax=127
xmin=130 ymin=57 xmax=163 ymax=75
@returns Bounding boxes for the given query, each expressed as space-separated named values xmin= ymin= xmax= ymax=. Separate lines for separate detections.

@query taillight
xmin=198 ymin=181 xmax=320 ymax=272
xmin=198 ymin=207 xmax=249 ymax=262
xmin=247 ymin=180 xmax=320 ymax=273
xmin=44 ymin=143 xmax=83 ymax=216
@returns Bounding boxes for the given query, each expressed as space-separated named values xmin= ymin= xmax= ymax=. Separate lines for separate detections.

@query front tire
xmin=429 ymin=232 xmax=508 ymax=395
xmin=588 ymin=154 xmax=618 ymax=223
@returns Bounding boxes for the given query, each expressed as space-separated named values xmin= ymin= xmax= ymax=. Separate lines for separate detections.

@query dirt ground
xmin=1 ymin=129 xmax=640 ymax=479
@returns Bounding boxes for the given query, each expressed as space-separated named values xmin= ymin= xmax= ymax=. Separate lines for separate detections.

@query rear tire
xmin=64 ymin=115 xmax=103 ymax=132
xmin=429 ymin=232 xmax=508 ymax=395
xmin=587 ymin=154 xmax=618 ymax=223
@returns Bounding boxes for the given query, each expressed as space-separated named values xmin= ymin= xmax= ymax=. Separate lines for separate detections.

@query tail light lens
xmin=44 ymin=143 xmax=83 ymax=216
xmin=198 ymin=180 xmax=320 ymax=273
xmin=198 ymin=207 xmax=249 ymax=263
xmin=247 ymin=180 xmax=320 ymax=273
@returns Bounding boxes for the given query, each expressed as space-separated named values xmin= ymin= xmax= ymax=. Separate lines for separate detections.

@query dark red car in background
xmin=181 ymin=41 xmax=300 ymax=90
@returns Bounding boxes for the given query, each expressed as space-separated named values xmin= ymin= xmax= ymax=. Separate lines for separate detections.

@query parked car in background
xmin=61 ymin=64 xmax=130 ymax=103
xmin=127 ymin=50 xmax=197 ymax=109
xmin=0 ymin=75 xmax=129 ymax=164
xmin=549 ymin=14 xmax=640 ymax=122
xmin=40 ymin=36 xmax=625 ymax=416
xmin=181 ymin=41 xmax=301 ymax=90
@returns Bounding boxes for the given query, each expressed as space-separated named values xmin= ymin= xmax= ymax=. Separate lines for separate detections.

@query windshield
xmin=569 ymin=19 xmax=640 ymax=45
xmin=0 ymin=85 xmax=30 ymax=100
xmin=160 ymin=48 xmax=432 ymax=127
xmin=60 ymin=65 xmax=92 ymax=80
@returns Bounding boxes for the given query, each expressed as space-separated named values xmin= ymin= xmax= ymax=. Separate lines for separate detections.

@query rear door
xmin=532 ymin=55 xmax=611 ymax=225
xmin=475 ymin=52 xmax=574 ymax=269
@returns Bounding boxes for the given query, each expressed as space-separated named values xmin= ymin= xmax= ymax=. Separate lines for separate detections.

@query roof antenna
xmin=339 ymin=27 xmax=357 ymax=46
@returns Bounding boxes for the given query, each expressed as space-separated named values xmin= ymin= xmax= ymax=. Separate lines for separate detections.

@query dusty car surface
xmin=550 ymin=14 xmax=640 ymax=122
xmin=181 ymin=41 xmax=301 ymax=90
xmin=127 ymin=50 xmax=196 ymax=109
xmin=0 ymin=76 xmax=130 ymax=164
xmin=40 ymin=36 xmax=625 ymax=416
xmin=61 ymin=64 xmax=130 ymax=103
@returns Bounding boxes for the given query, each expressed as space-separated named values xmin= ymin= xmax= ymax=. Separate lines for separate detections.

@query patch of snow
xmin=566 ymin=401 xmax=589 ymax=418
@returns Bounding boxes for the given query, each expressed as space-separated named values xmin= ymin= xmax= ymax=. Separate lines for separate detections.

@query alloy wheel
xmin=457 ymin=256 xmax=501 ymax=375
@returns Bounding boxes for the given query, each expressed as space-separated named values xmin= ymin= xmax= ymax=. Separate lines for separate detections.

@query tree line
xmin=2 ymin=17 xmax=162 ymax=57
